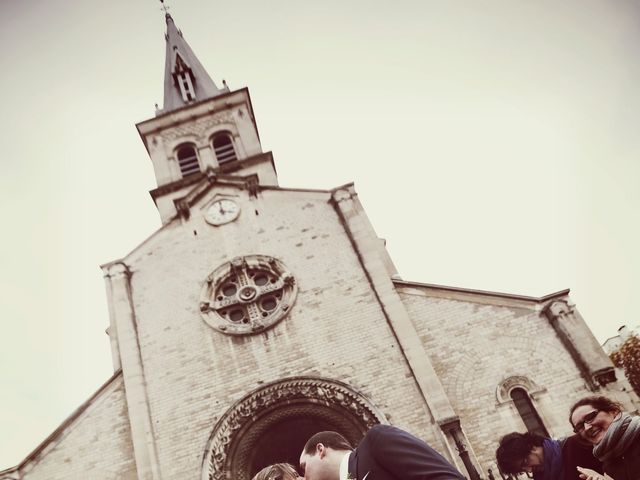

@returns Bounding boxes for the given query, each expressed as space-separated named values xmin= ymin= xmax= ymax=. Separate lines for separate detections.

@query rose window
xmin=200 ymin=255 xmax=297 ymax=335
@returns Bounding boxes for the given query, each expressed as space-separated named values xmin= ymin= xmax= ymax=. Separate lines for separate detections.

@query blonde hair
xmin=251 ymin=463 xmax=299 ymax=480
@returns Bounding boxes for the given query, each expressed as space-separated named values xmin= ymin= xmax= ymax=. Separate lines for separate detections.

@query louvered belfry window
xmin=510 ymin=388 xmax=549 ymax=437
xmin=176 ymin=144 xmax=200 ymax=177
xmin=173 ymin=54 xmax=196 ymax=103
xmin=213 ymin=133 xmax=237 ymax=164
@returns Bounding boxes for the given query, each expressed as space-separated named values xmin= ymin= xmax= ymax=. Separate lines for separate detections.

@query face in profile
xmin=299 ymin=445 xmax=334 ymax=480
xmin=571 ymin=404 xmax=618 ymax=445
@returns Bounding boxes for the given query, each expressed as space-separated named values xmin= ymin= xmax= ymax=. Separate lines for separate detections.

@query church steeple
xmin=159 ymin=13 xmax=229 ymax=115
xmin=136 ymin=12 xmax=278 ymax=224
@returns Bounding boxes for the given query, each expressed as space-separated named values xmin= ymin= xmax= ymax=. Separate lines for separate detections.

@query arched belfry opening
xmin=202 ymin=377 xmax=385 ymax=480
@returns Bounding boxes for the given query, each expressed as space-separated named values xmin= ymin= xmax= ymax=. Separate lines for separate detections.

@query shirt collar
xmin=339 ymin=451 xmax=351 ymax=480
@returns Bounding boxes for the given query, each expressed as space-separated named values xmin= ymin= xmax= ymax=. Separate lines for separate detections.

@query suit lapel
xmin=348 ymin=449 xmax=357 ymax=479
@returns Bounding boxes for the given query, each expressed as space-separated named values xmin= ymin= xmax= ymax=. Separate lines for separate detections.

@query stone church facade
xmin=2 ymin=14 xmax=637 ymax=480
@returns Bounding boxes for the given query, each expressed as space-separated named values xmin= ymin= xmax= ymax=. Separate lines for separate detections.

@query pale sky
xmin=1 ymin=0 xmax=638 ymax=469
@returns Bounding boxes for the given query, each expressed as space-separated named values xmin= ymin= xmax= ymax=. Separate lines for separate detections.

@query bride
xmin=252 ymin=463 xmax=302 ymax=480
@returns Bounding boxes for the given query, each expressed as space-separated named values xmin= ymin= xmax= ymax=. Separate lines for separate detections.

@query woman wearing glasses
xmin=569 ymin=396 xmax=640 ymax=480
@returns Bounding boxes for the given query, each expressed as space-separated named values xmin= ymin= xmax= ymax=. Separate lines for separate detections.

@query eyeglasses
xmin=573 ymin=409 xmax=600 ymax=433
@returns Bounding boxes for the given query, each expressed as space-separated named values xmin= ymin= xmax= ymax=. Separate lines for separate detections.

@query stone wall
xmin=116 ymin=186 xmax=443 ymax=478
xmin=15 ymin=374 xmax=135 ymax=480
xmin=397 ymin=283 xmax=632 ymax=473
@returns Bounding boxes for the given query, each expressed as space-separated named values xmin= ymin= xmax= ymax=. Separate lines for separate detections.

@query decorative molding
xmin=162 ymin=111 xmax=235 ymax=141
xmin=496 ymin=375 xmax=546 ymax=404
xmin=244 ymin=175 xmax=259 ymax=197
xmin=201 ymin=377 xmax=385 ymax=480
xmin=149 ymin=152 xmax=273 ymax=203
xmin=331 ymin=186 xmax=355 ymax=203
xmin=438 ymin=418 xmax=482 ymax=480
xmin=542 ymin=299 xmax=575 ymax=318
xmin=200 ymin=255 xmax=297 ymax=335
xmin=542 ymin=298 xmax=604 ymax=391
xmin=438 ymin=417 xmax=461 ymax=432
xmin=593 ymin=367 xmax=617 ymax=386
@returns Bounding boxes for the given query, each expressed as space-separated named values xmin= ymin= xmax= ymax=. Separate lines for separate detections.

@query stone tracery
xmin=200 ymin=255 xmax=297 ymax=335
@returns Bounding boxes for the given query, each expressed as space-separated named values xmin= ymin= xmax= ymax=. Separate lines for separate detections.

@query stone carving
xmin=201 ymin=377 xmax=384 ymax=480
xmin=543 ymin=299 xmax=574 ymax=319
xmin=593 ymin=367 xmax=616 ymax=386
xmin=200 ymin=255 xmax=297 ymax=335
xmin=162 ymin=111 xmax=235 ymax=141
xmin=496 ymin=375 xmax=545 ymax=404
xmin=331 ymin=188 xmax=354 ymax=203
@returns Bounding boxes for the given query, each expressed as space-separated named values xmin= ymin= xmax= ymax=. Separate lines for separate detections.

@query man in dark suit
xmin=299 ymin=424 xmax=466 ymax=480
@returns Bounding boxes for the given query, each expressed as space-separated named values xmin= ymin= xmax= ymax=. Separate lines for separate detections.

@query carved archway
xmin=201 ymin=376 xmax=386 ymax=480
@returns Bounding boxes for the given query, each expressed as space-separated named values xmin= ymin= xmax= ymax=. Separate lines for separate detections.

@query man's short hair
xmin=303 ymin=431 xmax=353 ymax=455
xmin=495 ymin=432 xmax=545 ymax=474
xmin=252 ymin=463 xmax=299 ymax=480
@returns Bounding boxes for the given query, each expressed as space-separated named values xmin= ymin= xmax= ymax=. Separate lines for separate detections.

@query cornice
xmin=394 ymin=279 xmax=570 ymax=308
xmin=136 ymin=88 xmax=258 ymax=152
xmin=148 ymin=152 xmax=274 ymax=202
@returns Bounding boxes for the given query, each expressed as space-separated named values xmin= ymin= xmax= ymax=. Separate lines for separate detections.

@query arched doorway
xmin=201 ymin=377 xmax=385 ymax=480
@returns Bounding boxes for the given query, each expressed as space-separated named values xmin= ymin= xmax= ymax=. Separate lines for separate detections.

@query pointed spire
xmin=158 ymin=13 xmax=229 ymax=115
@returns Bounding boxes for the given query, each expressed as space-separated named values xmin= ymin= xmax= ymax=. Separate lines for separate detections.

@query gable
xmin=9 ymin=373 xmax=135 ymax=479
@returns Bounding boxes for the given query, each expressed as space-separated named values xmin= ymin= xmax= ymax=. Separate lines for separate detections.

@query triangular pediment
xmin=172 ymin=170 xmax=260 ymax=221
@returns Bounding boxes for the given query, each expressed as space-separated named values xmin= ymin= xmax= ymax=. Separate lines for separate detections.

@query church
xmin=1 ymin=13 xmax=636 ymax=480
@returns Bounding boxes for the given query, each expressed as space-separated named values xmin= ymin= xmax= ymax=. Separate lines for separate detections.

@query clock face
xmin=205 ymin=199 xmax=240 ymax=225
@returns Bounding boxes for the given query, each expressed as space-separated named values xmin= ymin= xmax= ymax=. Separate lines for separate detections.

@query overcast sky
xmin=1 ymin=0 xmax=638 ymax=469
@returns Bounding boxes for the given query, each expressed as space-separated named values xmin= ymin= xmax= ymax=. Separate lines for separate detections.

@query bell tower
xmin=136 ymin=14 xmax=278 ymax=224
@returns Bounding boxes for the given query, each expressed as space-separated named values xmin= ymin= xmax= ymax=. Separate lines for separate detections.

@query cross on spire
xmin=159 ymin=0 xmax=171 ymax=16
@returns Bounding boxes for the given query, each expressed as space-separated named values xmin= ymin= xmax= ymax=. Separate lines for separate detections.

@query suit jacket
xmin=347 ymin=425 xmax=466 ymax=480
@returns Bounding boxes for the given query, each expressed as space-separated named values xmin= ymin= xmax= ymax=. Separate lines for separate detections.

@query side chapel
xmin=2 ymin=14 xmax=636 ymax=480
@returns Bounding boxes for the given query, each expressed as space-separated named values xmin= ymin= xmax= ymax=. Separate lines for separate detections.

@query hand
xmin=577 ymin=466 xmax=614 ymax=480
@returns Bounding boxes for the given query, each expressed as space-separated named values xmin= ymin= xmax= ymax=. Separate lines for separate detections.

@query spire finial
xmin=159 ymin=0 xmax=171 ymax=17
xmin=158 ymin=3 xmax=225 ymax=114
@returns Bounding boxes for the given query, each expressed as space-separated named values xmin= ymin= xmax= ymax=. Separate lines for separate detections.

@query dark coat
xmin=601 ymin=435 xmax=640 ymax=480
xmin=561 ymin=434 xmax=602 ymax=480
xmin=347 ymin=425 xmax=466 ymax=480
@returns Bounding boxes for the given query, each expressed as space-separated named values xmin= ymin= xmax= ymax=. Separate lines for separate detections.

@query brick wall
xmin=121 ymin=187 xmax=442 ymax=478
xmin=398 ymin=284 xmax=605 ymax=472
xmin=19 ymin=375 xmax=136 ymax=480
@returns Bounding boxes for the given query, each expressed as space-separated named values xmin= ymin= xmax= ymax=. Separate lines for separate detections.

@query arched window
xmin=212 ymin=132 xmax=237 ymax=164
xmin=510 ymin=388 xmax=548 ymax=436
xmin=176 ymin=144 xmax=200 ymax=177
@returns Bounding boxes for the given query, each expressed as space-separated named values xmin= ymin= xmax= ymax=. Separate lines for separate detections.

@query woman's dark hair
xmin=495 ymin=432 xmax=545 ymax=474
xmin=569 ymin=396 xmax=623 ymax=426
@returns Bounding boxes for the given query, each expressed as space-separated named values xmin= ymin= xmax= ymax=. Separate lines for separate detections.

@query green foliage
xmin=610 ymin=334 xmax=640 ymax=396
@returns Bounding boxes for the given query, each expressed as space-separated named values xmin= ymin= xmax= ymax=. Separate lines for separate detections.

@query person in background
xmin=570 ymin=395 xmax=640 ymax=480
xmin=495 ymin=431 xmax=602 ymax=480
